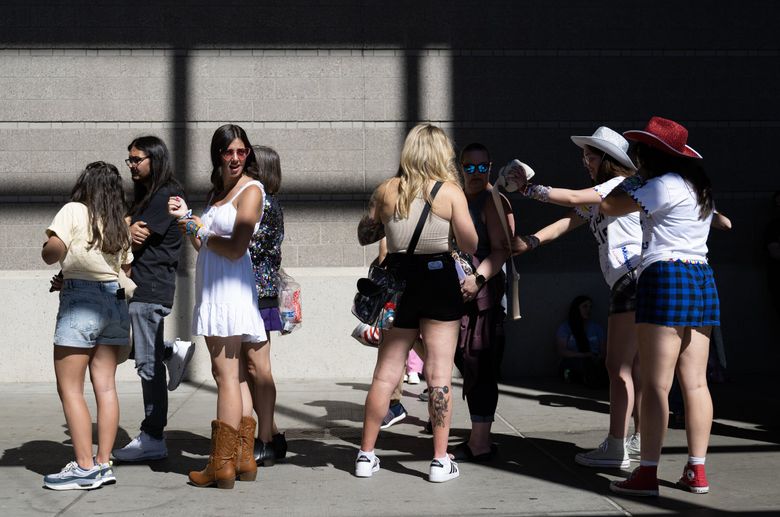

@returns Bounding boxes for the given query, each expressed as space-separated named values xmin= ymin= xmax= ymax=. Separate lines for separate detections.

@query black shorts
xmin=388 ymin=252 xmax=465 ymax=329
xmin=609 ymin=271 xmax=637 ymax=315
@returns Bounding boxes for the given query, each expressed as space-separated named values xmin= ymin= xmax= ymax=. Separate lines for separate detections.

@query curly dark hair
xmin=70 ymin=161 xmax=130 ymax=254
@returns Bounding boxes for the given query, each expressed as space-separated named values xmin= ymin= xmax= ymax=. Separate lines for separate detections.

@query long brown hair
xmin=252 ymin=145 xmax=282 ymax=194
xmin=585 ymin=145 xmax=635 ymax=184
xmin=209 ymin=124 xmax=259 ymax=195
xmin=70 ymin=161 xmax=130 ymax=254
xmin=632 ymin=143 xmax=714 ymax=219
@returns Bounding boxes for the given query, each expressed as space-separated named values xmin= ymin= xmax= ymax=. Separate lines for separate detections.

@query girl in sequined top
xmin=243 ymin=145 xmax=287 ymax=466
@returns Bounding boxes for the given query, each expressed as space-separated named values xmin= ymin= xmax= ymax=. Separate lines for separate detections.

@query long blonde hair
xmin=395 ymin=124 xmax=460 ymax=219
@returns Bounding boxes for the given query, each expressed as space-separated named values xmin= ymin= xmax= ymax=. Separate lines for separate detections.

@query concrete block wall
xmin=1 ymin=1 xmax=779 ymax=381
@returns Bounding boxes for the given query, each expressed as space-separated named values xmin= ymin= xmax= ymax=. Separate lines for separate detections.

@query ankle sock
xmin=639 ymin=460 xmax=658 ymax=468
xmin=358 ymin=449 xmax=376 ymax=460
xmin=688 ymin=455 xmax=705 ymax=465
xmin=434 ymin=455 xmax=452 ymax=465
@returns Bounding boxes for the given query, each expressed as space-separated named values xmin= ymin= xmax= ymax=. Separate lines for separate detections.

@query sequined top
xmin=249 ymin=194 xmax=284 ymax=301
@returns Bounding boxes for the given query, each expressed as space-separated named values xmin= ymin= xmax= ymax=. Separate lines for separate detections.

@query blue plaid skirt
xmin=636 ymin=260 xmax=720 ymax=327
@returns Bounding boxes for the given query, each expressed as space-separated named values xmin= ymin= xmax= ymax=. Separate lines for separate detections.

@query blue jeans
xmin=129 ymin=301 xmax=172 ymax=440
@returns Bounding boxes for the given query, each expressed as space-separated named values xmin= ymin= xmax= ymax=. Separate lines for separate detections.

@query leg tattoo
xmin=428 ymin=386 xmax=450 ymax=428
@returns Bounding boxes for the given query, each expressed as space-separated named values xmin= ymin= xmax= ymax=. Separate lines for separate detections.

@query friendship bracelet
xmin=184 ymin=220 xmax=203 ymax=237
xmin=520 ymin=183 xmax=552 ymax=203
xmin=176 ymin=209 xmax=193 ymax=221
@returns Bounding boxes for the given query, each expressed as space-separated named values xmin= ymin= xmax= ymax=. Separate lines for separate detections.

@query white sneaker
xmin=429 ymin=457 xmax=459 ymax=483
xmin=626 ymin=433 xmax=641 ymax=458
xmin=165 ymin=338 xmax=194 ymax=391
xmin=355 ymin=453 xmax=380 ymax=477
xmin=574 ymin=436 xmax=629 ymax=468
xmin=407 ymin=372 xmax=420 ymax=385
xmin=112 ymin=432 xmax=168 ymax=462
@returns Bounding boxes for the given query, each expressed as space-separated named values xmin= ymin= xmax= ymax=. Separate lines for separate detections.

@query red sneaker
xmin=610 ymin=466 xmax=659 ymax=496
xmin=677 ymin=463 xmax=710 ymax=494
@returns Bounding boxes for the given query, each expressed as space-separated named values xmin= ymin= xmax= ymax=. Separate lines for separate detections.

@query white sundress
xmin=193 ymin=180 xmax=267 ymax=342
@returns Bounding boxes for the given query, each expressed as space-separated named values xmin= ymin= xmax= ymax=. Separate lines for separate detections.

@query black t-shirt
xmin=130 ymin=185 xmax=184 ymax=307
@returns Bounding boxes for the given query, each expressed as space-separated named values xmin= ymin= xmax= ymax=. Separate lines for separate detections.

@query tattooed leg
xmin=428 ymin=385 xmax=450 ymax=428
xmin=357 ymin=215 xmax=385 ymax=245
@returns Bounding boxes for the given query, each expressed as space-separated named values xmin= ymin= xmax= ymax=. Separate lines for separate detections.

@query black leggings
xmin=454 ymin=315 xmax=505 ymax=423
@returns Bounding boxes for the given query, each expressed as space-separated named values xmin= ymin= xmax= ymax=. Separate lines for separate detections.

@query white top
xmin=46 ymin=202 xmax=133 ymax=281
xmin=624 ymin=172 xmax=713 ymax=277
xmin=193 ymin=180 xmax=267 ymax=341
xmin=575 ymin=176 xmax=641 ymax=288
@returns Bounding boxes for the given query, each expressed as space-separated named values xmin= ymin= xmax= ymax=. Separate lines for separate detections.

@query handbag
xmin=352 ymin=182 xmax=443 ymax=328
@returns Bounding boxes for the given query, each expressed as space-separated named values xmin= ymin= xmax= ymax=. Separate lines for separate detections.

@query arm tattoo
xmin=428 ymin=385 xmax=450 ymax=428
xmin=357 ymin=215 xmax=385 ymax=246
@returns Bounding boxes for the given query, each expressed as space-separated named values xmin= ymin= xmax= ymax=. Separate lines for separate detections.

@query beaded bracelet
xmin=519 ymin=183 xmax=551 ymax=203
xmin=176 ymin=209 xmax=193 ymax=221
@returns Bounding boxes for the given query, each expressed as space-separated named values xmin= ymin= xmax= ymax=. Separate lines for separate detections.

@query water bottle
xmin=379 ymin=301 xmax=396 ymax=329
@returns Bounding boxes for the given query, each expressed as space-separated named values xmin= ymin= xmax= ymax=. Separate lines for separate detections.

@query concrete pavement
xmin=1 ymin=377 xmax=778 ymax=516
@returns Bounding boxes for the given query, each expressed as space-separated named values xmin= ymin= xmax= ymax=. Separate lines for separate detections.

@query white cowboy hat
xmin=570 ymin=126 xmax=636 ymax=171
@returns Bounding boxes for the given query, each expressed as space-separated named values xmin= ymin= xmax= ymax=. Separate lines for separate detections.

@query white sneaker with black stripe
xmin=355 ymin=453 xmax=380 ymax=477
xmin=429 ymin=457 xmax=459 ymax=483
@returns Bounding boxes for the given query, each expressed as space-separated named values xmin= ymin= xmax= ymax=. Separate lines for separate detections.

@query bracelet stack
xmin=519 ymin=183 xmax=552 ymax=203
xmin=176 ymin=209 xmax=193 ymax=221
xmin=184 ymin=220 xmax=209 ymax=242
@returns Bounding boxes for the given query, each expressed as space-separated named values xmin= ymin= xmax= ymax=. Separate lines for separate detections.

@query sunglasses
xmin=220 ymin=148 xmax=251 ymax=160
xmin=462 ymin=162 xmax=490 ymax=175
xmin=125 ymin=156 xmax=149 ymax=168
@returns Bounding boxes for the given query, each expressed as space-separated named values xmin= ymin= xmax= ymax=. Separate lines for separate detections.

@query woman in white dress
xmin=169 ymin=124 xmax=266 ymax=489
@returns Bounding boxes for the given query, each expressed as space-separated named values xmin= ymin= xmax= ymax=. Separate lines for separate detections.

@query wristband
xmin=522 ymin=234 xmax=541 ymax=249
xmin=177 ymin=209 xmax=193 ymax=221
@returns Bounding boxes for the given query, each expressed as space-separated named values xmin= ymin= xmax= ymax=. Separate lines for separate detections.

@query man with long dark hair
xmin=112 ymin=136 xmax=194 ymax=462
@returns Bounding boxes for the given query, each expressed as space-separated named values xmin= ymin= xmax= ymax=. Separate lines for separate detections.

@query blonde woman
xmin=355 ymin=123 xmax=478 ymax=483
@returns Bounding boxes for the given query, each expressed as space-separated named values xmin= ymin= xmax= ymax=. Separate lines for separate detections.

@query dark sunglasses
xmin=462 ymin=162 xmax=490 ymax=175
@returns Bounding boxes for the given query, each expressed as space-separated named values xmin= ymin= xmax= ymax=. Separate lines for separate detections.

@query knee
xmin=245 ymin=355 xmax=272 ymax=382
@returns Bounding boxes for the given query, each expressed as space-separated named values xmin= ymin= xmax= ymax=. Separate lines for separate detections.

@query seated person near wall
xmin=556 ymin=295 xmax=606 ymax=385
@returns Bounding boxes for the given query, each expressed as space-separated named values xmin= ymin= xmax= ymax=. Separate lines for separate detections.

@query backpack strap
xmin=407 ymin=181 xmax=443 ymax=255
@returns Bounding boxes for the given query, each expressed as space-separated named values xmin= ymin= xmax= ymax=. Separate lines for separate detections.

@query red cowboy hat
xmin=623 ymin=116 xmax=702 ymax=159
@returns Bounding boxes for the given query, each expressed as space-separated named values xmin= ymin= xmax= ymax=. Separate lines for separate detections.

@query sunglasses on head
xmin=220 ymin=148 xmax=250 ymax=160
xmin=462 ymin=162 xmax=490 ymax=174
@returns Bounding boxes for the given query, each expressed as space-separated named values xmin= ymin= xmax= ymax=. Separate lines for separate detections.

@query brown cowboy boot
xmin=236 ymin=416 xmax=258 ymax=481
xmin=188 ymin=420 xmax=238 ymax=489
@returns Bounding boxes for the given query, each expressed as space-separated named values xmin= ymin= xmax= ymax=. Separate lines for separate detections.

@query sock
xmin=434 ymin=455 xmax=451 ymax=465
xmin=639 ymin=460 xmax=658 ymax=468
xmin=688 ymin=455 xmax=705 ymax=465
xmin=358 ymin=449 xmax=376 ymax=460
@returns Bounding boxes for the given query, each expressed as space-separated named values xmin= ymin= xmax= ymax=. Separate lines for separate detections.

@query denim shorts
xmin=609 ymin=271 xmax=637 ymax=315
xmin=53 ymin=279 xmax=131 ymax=348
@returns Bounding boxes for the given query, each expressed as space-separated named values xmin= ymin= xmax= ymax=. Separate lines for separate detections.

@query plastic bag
xmin=277 ymin=269 xmax=302 ymax=334
xmin=351 ymin=322 xmax=383 ymax=347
